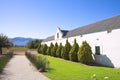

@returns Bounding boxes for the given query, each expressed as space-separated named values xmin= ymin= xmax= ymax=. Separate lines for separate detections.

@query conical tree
xmin=37 ymin=44 xmax=41 ymax=53
xmin=62 ymin=39 xmax=71 ymax=60
xmin=61 ymin=46 xmax=65 ymax=58
xmin=50 ymin=43 xmax=54 ymax=56
xmin=51 ymin=43 xmax=58 ymax=57
xmin=77 ymin=41 xmax=93 ymax=64
xmin=56 ymin=43 xmax=63 ymax=58
xmin=40 ymin=44 xmax=44 ymax=54
xmin=46 ymin=46 xmax=51 ymax=55
xmin=69 ymin=39 xmax=79 ymax=62
xmin=42 ymin=44 xmax=48 ymax=55
xmin=0 ymin=34 xmax=8 ymax=55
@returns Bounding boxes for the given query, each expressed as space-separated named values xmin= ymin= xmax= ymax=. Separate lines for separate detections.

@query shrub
xmin=77 ymin=41 xmax=93 ymax=64
xmin=56 ymin=43 xmax=63 ymax=58
xmin=61 ymin=46 xmax=65 ymax=58
xmin=42 ymin=44 xmax=48 ymax=55
xmin=37 ymin=44 xmax=41 ymax=53
xmin=69 ymin=39 xmax=79 ymax=62
xmin=51 ymin=43 xmax=58 ymax=57
xmin=40 ymin=44 xmax=44 ymax=54
xmin=25 ymin=52 xmax=49 ymax=72
xmin=50 ymin=43 xmax=54 ymax=56
xmin=46 ymin=47 xmax=51 ymax=55
xmin=61 ymin=39 xmax=71 ymax=60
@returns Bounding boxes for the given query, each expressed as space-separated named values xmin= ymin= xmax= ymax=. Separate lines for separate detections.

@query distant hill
xmin=8 ymin=37 xmax=41 ymax=46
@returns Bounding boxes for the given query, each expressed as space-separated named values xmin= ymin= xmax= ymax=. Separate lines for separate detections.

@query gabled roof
xmin=43 ymin=15 xmax=120 ymax=42
xmin=65 ymin=15 xmax=120 ymax=38
xmin=43 ymin=35 xmax=54 ymax=42
xmin=61 ymin=30 xmax=69 ymax=37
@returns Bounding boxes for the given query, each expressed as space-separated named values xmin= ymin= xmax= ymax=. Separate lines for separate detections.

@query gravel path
xmin=0 ymin=55 xmax=50 ymax=80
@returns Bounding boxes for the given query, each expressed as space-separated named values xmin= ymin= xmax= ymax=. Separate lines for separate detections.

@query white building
xmin=42 ymin=15 xmax=120 ymax=68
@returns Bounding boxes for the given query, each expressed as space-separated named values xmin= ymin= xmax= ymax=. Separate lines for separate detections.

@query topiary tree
xmin=69 ymin=39 xmax=79 ymax=62
xmin=50 ymin=43 xmax=54 ymax=56
xmin=39 ymin=44 xmax=44 ymax=54
xmin=46 ymin=46 xmax=51 ymax=55
xmin=56 ymin=43 xmax=63 ymax=58
xmin=77 ymin=41 xmax=93 ymax=64
xmin=61 ymin=46 xmax=65 ymax=58
xmin=42 ymin=44 xmax=48 ymax=55
xmin=37 ymin=44 xmax=41 ymax=53
xmin=62 ymin=39 xmax=71 ymax=60
xmin=51 ymin=43 xmax=58 ymax=57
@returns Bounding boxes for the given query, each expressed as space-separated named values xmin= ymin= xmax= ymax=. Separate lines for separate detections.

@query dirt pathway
xmin=0 ymin=55 xmax=50 ymax=80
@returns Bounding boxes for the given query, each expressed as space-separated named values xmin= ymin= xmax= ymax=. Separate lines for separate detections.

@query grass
xmin=2 ymin=47 xmax=29 ymax=52
xmin=0 ymin=52 xmax=13 ymax=73
xmin=42 ymin=55 xmax=120 ymax=80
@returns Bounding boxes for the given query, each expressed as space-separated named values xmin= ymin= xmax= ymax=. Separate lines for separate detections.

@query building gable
xmin=43 ymin=15 xmax=120 ymax=42
xmin=55 ymin=27 xmax=63 ymax=40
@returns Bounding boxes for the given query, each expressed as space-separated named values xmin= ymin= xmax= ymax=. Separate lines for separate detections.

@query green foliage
xmin=56 ymin=43 xmax=63 ymax=58
xmin=46 ymin=47 xmax=51 ymax=55
xmin=25 ymin=52 xmax=49 ymax=72
xmin=61 ymin=39 xmax=71 ymax=60
xmin=51 ymin=43 xmax=58 ymax=57
xmin=26 ymin=39 xmax=42 ymax=49
xmin=39 ymin=44 xmax=44 ymax=54
xmin=0 ymin=52 xmax=13 ymax=73
xmin=0 ymin=33 xmax=9 ymax=55
xmin=69 ymin=39 xmax=79 ymax=62
xmin=38 ymin=44 xmax=48 ymax=54
xmin=50 ymin=43 xmax=54 ymax=56
xmin=77 ymin=41 xmax=93 ymax=64
xmin=42 ymin=44 xmax=48 ymax=55
xmin=37 ymin=44 xmax=41 ymax=53
xmin=61 ymin=46 xmax=65 ymax=58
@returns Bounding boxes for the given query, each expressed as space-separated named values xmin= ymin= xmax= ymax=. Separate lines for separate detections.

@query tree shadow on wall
xmin=93 ymin=54 xmax=114 ymax=68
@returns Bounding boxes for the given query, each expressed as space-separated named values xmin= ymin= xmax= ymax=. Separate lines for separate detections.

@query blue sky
xmin=0 ymin=0 xmax=120 ymax=39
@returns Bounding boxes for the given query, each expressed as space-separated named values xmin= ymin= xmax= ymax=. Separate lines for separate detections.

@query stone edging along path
xmin=0 ymin=54 xmax=50 ymax=80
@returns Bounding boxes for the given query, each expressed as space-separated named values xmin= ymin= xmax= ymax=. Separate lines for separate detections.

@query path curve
xmin=0 ymin=55 xmax=50 ymax=80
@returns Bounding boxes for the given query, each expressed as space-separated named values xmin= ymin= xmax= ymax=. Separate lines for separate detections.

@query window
xmin=57 ymin=33 xmax=59 ymax=38
xmin=95 ymin=46 xmax=100 ymax=55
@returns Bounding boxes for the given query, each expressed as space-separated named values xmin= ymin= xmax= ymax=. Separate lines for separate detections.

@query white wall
xmin=43 ymin=29 xmax=120 ymax=68
xmin=55 ymin=28 xmax=63 ymax=40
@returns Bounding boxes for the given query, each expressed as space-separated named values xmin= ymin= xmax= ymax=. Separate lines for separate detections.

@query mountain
xmin=8 ymin=37 xmax=34 ymax=46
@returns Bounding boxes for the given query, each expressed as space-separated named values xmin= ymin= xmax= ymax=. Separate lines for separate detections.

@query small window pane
xmin=95 ymin=46 xmax=100 ymax=55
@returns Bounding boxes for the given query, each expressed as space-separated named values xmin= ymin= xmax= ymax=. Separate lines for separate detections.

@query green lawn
xmin=43 ymin=55 xmax=120 ymax=80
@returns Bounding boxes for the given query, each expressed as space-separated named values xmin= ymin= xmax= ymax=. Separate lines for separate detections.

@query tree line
xmin=37 ymin=39 xmax=94 ymax=65
xmin=26 ymin=39 xmax=42 ymax=49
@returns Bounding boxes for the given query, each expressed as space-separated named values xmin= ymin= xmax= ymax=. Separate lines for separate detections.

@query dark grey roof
xmin=43 ymin=35 xmax=54 ymax=42
xmin=43 ymin=15 xmax=120 ymax=42
xmin=65 ymin=15 xmax=120 ymax=38
xmin=61 ymin=30 xmax=69 ymax=37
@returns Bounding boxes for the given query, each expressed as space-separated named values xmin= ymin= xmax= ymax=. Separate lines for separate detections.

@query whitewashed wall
xmin=55 ymin=28 xmax=63 ymax=40
xmin=43 ymin=29 xmax=120 ymax=68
